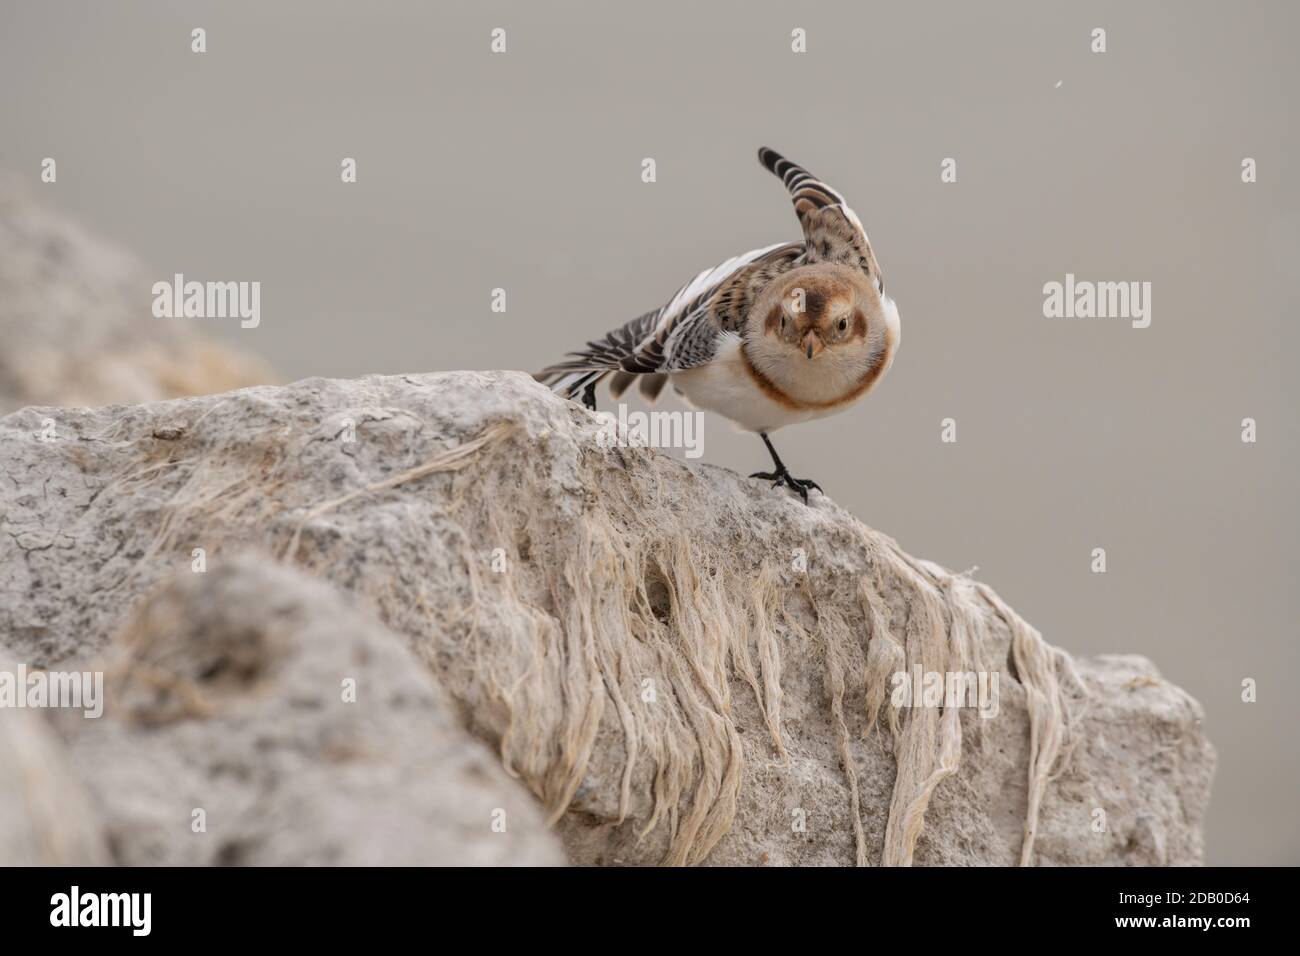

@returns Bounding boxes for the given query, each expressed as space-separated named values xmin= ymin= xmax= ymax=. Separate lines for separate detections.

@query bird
xmin=535 ymin=148 xmax=901 ymax=503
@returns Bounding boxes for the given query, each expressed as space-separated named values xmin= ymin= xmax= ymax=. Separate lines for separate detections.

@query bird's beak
xmin=801 ymin=331 xmax=824 ymax=359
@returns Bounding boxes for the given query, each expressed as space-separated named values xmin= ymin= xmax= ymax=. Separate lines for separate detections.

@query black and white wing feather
xmin=535 ymin=241 xmax=800 ymax=402
xmin=757 ymin=147 xmax=883 ymax=294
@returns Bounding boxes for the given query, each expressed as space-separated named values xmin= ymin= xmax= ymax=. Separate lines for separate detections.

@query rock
xmin=55 ymin=556 xmax=565 ymax=866
xmin=0 ymin=370 xmax=1216 ymax=865
xmin=0 ymin=173 xmax=271 ymax=415
xmin=0 ymin=654 xmax=111 ymax=866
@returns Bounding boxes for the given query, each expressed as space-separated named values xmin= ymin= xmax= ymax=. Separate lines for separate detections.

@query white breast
xmin=669 ymin=333 xmax=831 ymax=434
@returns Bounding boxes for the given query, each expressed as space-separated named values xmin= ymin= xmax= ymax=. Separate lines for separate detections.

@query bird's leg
xmin=749 ymin=432 xmax=823 ymax=504
xmin=581 ymin=380 xmax=598 ymax=412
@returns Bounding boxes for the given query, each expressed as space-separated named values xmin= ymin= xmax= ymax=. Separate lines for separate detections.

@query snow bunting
xmin=536 ymin=148 xmax=900 ymax=503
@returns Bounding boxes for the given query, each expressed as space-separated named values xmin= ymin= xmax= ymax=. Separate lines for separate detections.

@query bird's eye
xmin=838 ymin=317 xmax=849 ymax=333
xmin=780 ymin=314 xmax=787 ymax=331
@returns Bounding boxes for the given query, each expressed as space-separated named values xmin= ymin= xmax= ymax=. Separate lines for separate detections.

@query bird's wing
xmin=535 ymin=241 xmax=801 ymax=397
xmin=757 ymin=147 xmax=884 ymax=293
xmin=638 ymin=240 xmax=802 ymax=372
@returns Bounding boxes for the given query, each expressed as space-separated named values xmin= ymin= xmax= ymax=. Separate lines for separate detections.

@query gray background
xmin=2 ymin=0 xmax=1296 ymax=865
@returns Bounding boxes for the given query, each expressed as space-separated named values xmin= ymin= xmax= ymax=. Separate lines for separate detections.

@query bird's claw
xmin=581 ymin=381 xmax=597 ymax=412
xmin=749 ymin=469 xmax=823 ymax=504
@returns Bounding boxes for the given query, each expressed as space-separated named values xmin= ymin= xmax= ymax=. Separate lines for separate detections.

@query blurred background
xmin=1 ymin=0 xmax=1296 ymax=864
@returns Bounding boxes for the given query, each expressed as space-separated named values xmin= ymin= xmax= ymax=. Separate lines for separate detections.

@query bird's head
xmin=757 ymin=263 xmax=876 ymax=357
xmin=744 ymin=262 xmax=897 ymax=404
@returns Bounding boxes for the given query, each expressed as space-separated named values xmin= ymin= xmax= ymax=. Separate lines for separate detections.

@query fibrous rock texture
xmin=0 ymin=173 xmax=271 ymax=415
xmin=0 ymin=370 xmax=1215 ymax=865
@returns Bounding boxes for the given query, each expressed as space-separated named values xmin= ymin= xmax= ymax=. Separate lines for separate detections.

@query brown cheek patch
xmin=764 ymin=305 xmax=783 ymax=334
xmin=852 ymin=311 xmax=868 ymax=340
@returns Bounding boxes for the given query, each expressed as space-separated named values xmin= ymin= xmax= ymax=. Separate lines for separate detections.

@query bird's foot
xmin=749 ymin=467 xmax=823 ymax=504
xmin=581 ymin=381 xmax=597 ymax=412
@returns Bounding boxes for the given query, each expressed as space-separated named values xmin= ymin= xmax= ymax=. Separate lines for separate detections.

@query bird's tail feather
xmin=608 ymin=370 xmax=637 ymax=400
xmin=535 ymin=307 xmax=662 ymax=403
xmin=607 ymin=371 xmax=669 ymax=403
xmin=533 ymin=364 xmax=611 ymax=402
xmin=639 ymin=373 xmax=668 ymax=402
xmin=535 ymin=363 xmax=669 ymax=406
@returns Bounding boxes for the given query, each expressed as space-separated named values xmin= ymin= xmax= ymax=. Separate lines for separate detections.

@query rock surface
xmin=0 ymin=653 xmax=111 ymax=866
xmin=54 ymin=557 xmax=564 ymax=866
xmin=0 ymin=370 xmax=1216 ymax=865
xmin=0 ymin=173 xmax=271 ymax=415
